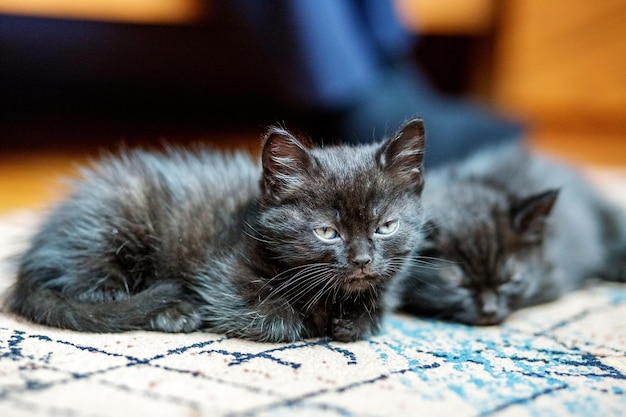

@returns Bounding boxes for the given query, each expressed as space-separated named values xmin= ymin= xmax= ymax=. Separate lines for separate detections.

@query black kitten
xmin=5 ymin=119 xmax=427 ymax=342
xmin=388 ymin=143 xmax=626 ymax=325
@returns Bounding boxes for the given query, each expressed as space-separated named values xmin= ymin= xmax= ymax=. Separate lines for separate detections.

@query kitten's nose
xmin=480 ymin=290 xmax=499 ymax=316
xmin=351 ymin=255 xmax=372 ymax=268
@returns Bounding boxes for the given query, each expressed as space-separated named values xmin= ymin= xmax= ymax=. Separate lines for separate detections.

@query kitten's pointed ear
xmin=261 ymin=127 xmax=314 ymax=202
xmin=377 ymin=118 xmax=426 ymax=192
xmin=511 ymin=189 xmax=559 ymax=242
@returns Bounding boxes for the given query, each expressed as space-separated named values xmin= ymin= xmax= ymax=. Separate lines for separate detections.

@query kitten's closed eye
xmin=314 ymin=226 xmax=340 ymax=242
xmin=443 ymin=264 xmax=467 ymax=288
xmin=375 ymin=220 xmax=399 ymax=236
xmin=502 ymin=258 xmax=525 ymax=284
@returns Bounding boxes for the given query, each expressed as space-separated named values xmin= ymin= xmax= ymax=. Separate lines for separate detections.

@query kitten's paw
xmin=331 ymin=318 xmax=360 ymax=342
xmin=150 ymin=302 xmax=202 ymax=333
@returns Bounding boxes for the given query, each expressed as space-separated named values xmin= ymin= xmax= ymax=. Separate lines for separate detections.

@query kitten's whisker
xmin=392 ymin=261 xmax=444 ymax=271
xmin=262 ymin=266 xmax=335 ymax=308
xmin=338 ymin=287 xmax=352 ymax=303
xmin=301 ymin=287 xmax=328 ymax=314
xmin=402 ymin=275 xmax=442 ymax=290
xmin=242 ymin=221 xmax=288 ymax=246
xmin=242 ymin=229 xmax=277 ymax=245
xmin=387 ymin=255 xmax=458 ymax=271
xmin=323 ymin=284 xmax=336 ymax=306
xmin=243 ymin=221 xmax=261 ymax=234
xmin=414 ymin=255 xmax=459 ymax=265
xmin=290 ymin=272 xmax=335 ymax=306
xmin=266 ymin=263 xmax=334 ymax=283
xmin=363 ymin=288 xmax=376 ymax=322
xmin=330 ymin=281 xmax=341 ymax=304
xmin=276 ymin=273 xmax=332 ymax=312
xmin=256 ymin=262 xmax=333 ymax=295
xmin=266 ymin=265 xmax=332 ymax=295
xmin=271 ymin=271 xmax=330 ymax=305
xmin=302 ymin=274 xmax=337 ymax=313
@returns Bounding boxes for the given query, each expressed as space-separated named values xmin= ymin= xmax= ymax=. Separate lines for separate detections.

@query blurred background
xmin=1 ymin=0 xmax=625 ymax=213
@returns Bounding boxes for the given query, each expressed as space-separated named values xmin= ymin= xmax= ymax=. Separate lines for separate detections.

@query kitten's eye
xmin=375 ymin=220 xmax=399 ymax=236
xmin=314 ymin=226 xmax=340 ymax=242
xmin=502 ymin=257 xmax=525 ymax=284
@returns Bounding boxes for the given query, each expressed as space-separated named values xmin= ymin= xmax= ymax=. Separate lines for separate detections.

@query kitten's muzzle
xmin=474 ymin=290 xmax=505 ymax=325
xmin=341 ymin=270 xmax=381 ymax=292
xmin=351 ymin=255 xmax=372 ymax=268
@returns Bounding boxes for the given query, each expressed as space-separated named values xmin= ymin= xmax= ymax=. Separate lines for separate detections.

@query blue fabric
xmin=226 ymin=0 xmax=523 ymax=161
xmin=0 ymin=1 xmax=524 ymax=164
xmin=230 ymin=0 xmax=414 ymax=109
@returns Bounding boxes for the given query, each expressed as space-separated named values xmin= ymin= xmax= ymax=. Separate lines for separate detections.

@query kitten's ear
xmin=377 ymin=118 xmax=426 ymax=192
xmin=261 ymin=127 xmax=314 ymax=202
xmin=511 ymin=189 xmax=559 ymax=242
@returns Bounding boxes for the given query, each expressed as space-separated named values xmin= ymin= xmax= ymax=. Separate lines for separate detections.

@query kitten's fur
xmin=5 ymin=119 xmax=427 ymax=342
xmin=388 ymin=143 xmax=626 ymax=325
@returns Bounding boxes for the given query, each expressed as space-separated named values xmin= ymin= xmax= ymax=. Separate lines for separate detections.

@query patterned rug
xmin=1 ymin=168 xmax=625 ymax=417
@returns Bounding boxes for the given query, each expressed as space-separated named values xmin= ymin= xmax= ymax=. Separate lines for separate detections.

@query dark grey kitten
xmin=388 ymin=143 xmax=626 ymax=325
xmin=5 ymin=119 xmax=427 ymax=342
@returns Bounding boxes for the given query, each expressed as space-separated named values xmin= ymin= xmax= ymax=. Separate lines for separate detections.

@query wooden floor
xmin=1 ymin=124 xmax=625 ymax=215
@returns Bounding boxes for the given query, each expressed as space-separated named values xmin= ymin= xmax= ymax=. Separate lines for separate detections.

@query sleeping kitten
xmin=388 ymin=143 xmax=626 ymax=325
xmin=5 ymin=119 xmax=427 ymax=342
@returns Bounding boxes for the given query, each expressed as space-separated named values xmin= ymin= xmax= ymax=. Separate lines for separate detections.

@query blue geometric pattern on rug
xmin=1 ymin=283 xmax=625 ymax=417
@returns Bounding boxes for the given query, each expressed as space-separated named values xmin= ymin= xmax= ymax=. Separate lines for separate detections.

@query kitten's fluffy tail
xmin=4 ymin=281 xmax=184 ymax=333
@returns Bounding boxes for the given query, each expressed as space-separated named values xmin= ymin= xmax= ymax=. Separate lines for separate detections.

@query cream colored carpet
xmin=1 ymin=169 xmax=625 ymax=417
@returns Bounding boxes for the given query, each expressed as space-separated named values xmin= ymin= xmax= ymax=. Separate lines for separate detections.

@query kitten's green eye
xmin=314 ymin=226 xmax=340 ymax=242
xmin=375 ymin=220 xmax=399 ymax=236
